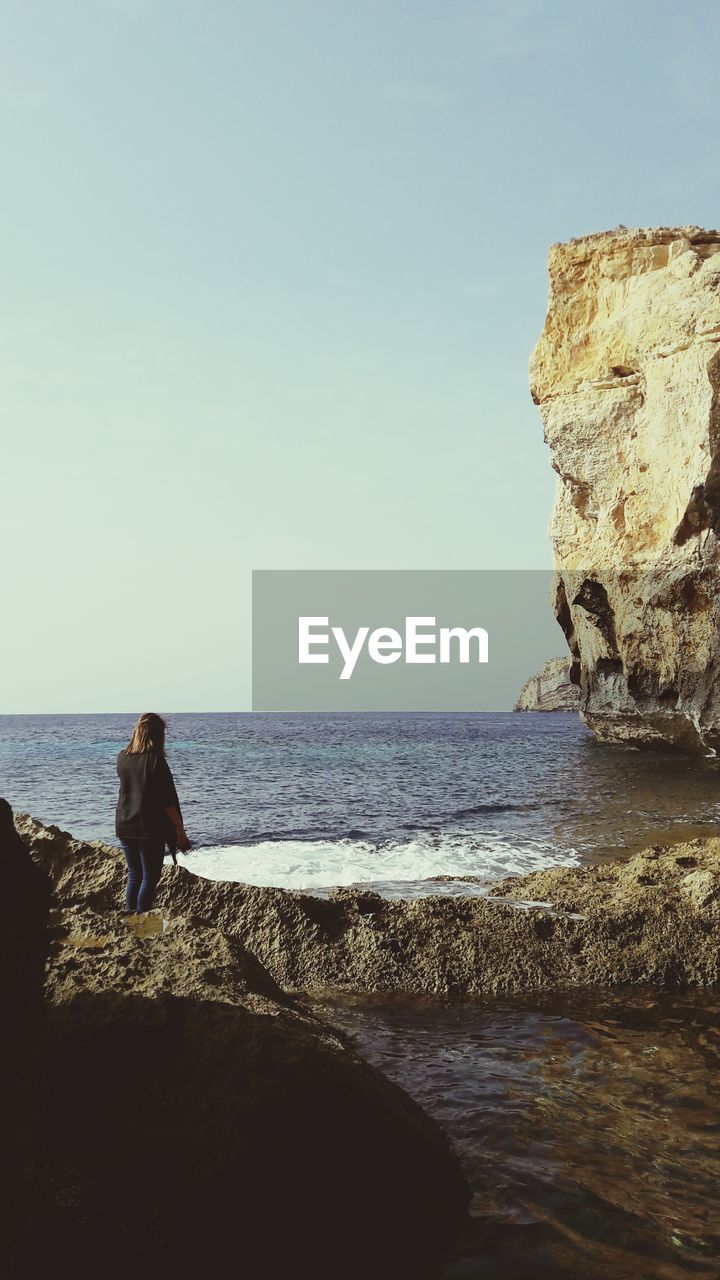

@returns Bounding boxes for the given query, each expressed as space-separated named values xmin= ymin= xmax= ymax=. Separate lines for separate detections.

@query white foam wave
xmin=185 ymin=831 xmax=580 ymax=895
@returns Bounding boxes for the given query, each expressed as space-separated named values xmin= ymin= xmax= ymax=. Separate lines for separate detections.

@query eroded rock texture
xmin=14 ymin=810 xmax=720 ymax=1276
xmin=19 ymin=815 xmax=720 ymax=1003
xmin=531 ymin=225 xmax=720 ymax=750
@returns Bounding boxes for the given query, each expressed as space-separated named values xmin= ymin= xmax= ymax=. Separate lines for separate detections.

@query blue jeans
xmin=120 ymin=836 xmax=165 ymax=913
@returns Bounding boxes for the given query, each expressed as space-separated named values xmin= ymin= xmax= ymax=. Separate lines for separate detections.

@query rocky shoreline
xmin=21 ymin=814 xmax=720 ymax=999
xmin=8 ymin=812 xmax=720 ymax=1278
xmin=7 ymin=815 xmax=469 ymax=1280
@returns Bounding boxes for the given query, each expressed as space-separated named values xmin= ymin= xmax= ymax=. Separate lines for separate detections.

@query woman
xmin=115 ymin=713 xmax=190 ymax=914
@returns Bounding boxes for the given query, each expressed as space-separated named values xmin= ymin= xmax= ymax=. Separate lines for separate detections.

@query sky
xmin=3 ymin=0 xmax=720 ymax=711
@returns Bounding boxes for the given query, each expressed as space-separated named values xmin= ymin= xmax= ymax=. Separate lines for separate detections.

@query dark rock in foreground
xmin=18 ymin=816 xmax=468 ymax=1280
xmin=0 ymin=810 xmax=50 ymax=1274
xmin=16 ymin=810 xmax=720 ymax=1277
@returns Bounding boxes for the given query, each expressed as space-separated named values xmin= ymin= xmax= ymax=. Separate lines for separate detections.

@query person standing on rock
xmin=115 ymin=713 xmax=191 ymax=914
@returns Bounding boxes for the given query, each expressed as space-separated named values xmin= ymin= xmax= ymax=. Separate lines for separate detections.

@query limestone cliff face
xmin=514 ymin=657 xmax=579 ymax=712
xmin=531 ymin=226 xmax=720 ymax=751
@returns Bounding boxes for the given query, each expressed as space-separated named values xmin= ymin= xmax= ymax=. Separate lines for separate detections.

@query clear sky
xmin=3 ymin=0 xmax=720 ymax=711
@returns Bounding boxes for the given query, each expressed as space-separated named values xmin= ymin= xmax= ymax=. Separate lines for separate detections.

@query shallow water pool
xmin=313 ymin=989 xmax=720 ymax=1279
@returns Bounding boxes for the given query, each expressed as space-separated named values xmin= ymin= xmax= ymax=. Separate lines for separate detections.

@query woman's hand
xmin=175 ymin=827 xmax=192 ymax=853
xmin=165 ymin=805 xmax=191 ymax=853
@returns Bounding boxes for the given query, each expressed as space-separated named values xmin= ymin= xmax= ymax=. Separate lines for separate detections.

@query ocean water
xmin=317 ymin=989 xmax=720 ymax=1280
xmin=3 ymin=711 xmax=720 ymax=895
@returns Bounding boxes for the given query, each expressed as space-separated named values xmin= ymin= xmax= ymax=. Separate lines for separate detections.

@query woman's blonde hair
xmin=126 ymin=712 xmax=166 ymax=755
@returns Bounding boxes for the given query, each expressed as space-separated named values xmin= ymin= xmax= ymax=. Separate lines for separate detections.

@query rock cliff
xmin=514 ymin=656 xmax=579 ymax=712
xmin=531 ymin=226 xmax=720 ymax=750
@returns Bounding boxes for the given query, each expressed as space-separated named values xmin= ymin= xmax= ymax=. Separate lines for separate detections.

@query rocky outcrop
xmin=19 ymin=816 xmax=720 ymax=1004
xmin=15 ymin=810 xmax=720 ymax=1269
xmin=531 ymin=225 xmax=720 ymax=751
xmin=514 ymin=656 xmax=579 ymax=712
xmin=17 ymin=817 xmax=468 ymax=1280
xmin=0 ymin=804 xmax=50 ymax=1275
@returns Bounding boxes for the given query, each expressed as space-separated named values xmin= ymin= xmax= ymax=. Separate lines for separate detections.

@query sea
xmin=3 ymin=710 xmax=720 ymax=894
xmin=3 ymin=710 xmax=720 ymax=1279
